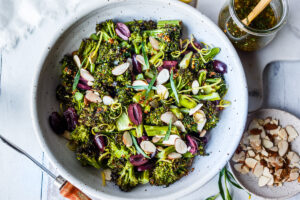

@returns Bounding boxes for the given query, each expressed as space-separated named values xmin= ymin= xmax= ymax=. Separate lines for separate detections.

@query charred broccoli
xmin=71 ymin=125 xmax=90 ymax=144
xmin=116 ymin=161 xmax=138 ymax=191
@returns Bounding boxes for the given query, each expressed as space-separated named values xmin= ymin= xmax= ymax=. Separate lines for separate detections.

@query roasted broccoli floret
xmin=76 ymin=152 xmax=101 ymax=169
xmin=182 ymin=114 xmax=197 ymax=132
xmin=59 ymin=55 xmax=77 ymax=93
xmin=78 ymin=39 xmax=97 ymax=59
xmin=71 ymin=125 xmax=90 ymax=144
xmin=96 ymin=20 xmax=116 ymax=40
xmin=139 ymin=170 xmax=150 ymax=184
xmin=116 ymin=161 xmax=139 ymax=191
xmin=126 ymin=20 xmax=157 ymax=32
xmin=76 ymin=141 xmax=100 ymax=169
xmin=150 ymin=158 xmax=193 ymax=186
xmin=144 ymin=106 xmax=168 ymax=125
xmin=96 ymin=41 xmax=128 ymax=64
xmin=202 ymin=101 xmax=219 ymax=130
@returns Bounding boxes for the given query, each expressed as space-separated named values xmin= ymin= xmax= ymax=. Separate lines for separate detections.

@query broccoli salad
xmin=49 ymin=19 xmax=230 ymax=191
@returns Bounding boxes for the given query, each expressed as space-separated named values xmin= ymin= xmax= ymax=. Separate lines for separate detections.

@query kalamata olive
xmin=213 ymin=60 xmax=227 ymax=74
xmin=132 ymin=54 xmax=142 ymax=74
xmin=186 ymin=134 xmax=199 ymax=155
xmin=136 ymin=162 xmax=155 ymax=171
xmin=129 ymin=154 xmax=148 ymax=166
xmin=79 ymin=77 xmax=88 ymax=85
xmin=187 ymin=41 xmax=202 ymax=52
xmin=200 ymin=136 xmax=208 ymax=146
xmin=77 ymin=83 xmax=92 ymax=90
xmin=137 ymin=135 xmax=149 ymax=144
xmin=115 ymin=23 xmax=131 ymax=40
xmin=94 ymin=135 xmax=106 ymax=152
xmin=128 ymin=104 xmax=143 ymax=125
xmin=158 ymin=61 xmax=178 ymax=72
xmin=63 ymin=107 xmax=79 ymax=131
xmin=49 ymin=112 xmax=66 ymax=134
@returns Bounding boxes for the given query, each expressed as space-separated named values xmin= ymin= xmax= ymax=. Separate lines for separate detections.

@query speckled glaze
xmin=31 ymin=0 xmax=248 ymax=199
xmin=229 ymin=109 xmax=300 ymax=199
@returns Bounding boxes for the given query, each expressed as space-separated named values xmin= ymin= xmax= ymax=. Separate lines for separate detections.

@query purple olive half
xmin=115 ymin=23 xmax=131 ymax=40
xmin=63 ymin=107 xmax=79 ymax=131
xmin=213 ymin=60 xmax=227 ymax=74
xmin=136 ymin=162 xmax=155 ymax=171
xmin=94 ymin=135 xmax=106 ymax=152
xmin=132 ymin=54 xmax=142 ymax=74
xmin=129 ymin=154 xmax=148 ymax=166
xmin=186 ymin=134 xmax=199 ymax=155
xmin=137 ymin=135 xmax=149 ymax=144
xmin=158 ymin=61 xmax=178 ymax=72
xmin=49 ymin=112 xmax=66 ymax=134
xmin=187 ymin=41 xmax=202 ymax=52
xmin=77 ymin=83 xmax=92 ymax=90
xmin=128 ymin=104 xmax=143 ymax=125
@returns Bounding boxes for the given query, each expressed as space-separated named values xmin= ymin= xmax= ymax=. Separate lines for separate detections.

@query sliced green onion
xmin=205 ymin=194 xmax=220 ymax=200
xmin=225 ymin=168 xmax=243 ymax=190
xmin=218 ymin=168 xmax=226 ymax=200
xmin=126 ymin=85 xmax=157 ymax=90
xmin=145 ymin=73 xmax=157 ymax=99
xmin=141 ymin=42 xmax=150 ymax=70
xmin=170 ymin=70 xmax=179 ymax=104
xmin=163 ymin=120 xmax=172 ymax=141
xmin=131 ymin=133 xmax=150 ymax=159
xmin=72 ymin=58 xmax=87 ymax=91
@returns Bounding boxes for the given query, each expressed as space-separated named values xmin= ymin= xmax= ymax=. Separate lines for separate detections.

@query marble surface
xmin=0 ymin=0 xmax=300 ymax=200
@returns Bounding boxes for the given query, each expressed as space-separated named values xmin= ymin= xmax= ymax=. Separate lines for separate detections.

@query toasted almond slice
xmin=267 ymin=176 xmax=274 ymax=186
xmin=270 ymin=127 xmax=280 ymax=136
xmin=286 ymin=125 xmax=298 ymax=142
xmin=278 ymin=128 xmax=288 ymax=140
xmin=197 ymin=118 xmax=207 ymax=132
xmin=132 ymin=80 xmax=148 ymax=91
xmin=232 ymin=151 xmax=246 ymax=163
xmin=234 ymin=163 xmax=249 ymax=174
xmin=85 ymin=90 xmax=102 ymax=103
xmin=254 ymin=154 xmax=261 ymax=161
xmin=269 ymin=146 xmax=278 ymax=152
xmin=263 ymin=139 xmax=273 ymax=149
xmin=149 ymin=36 xmax=160 ymax=50
xmin=136 ymin=55 xmax=146 ymax=66
xmin=248 ymin=150 xmax=255 ymax=157
xmin=261 ymin=149 xmax=269 ymax=157
xmin=253 ymin=162 xmax=264 ymax=177
xmin=264 ymin=123 xmax=278 ymax=130
xmin=80 ymin=68 xmax=95 ymax=82
xmin=168 ymin=152 xmax=182 ymax=160
xmin=193 ymin=110 xmax=206 ymax=123
xmin=263 ymin=167 xmax=273 ymax=178
xmin=103 ymin=169 xmax=112 ymax=181
xmin=287 ymin=151 xmax=300 ymax=163
xmin=245 ymin=158 xmax=258 ymax=169
xmin=112 ymin=62 xmax=130 ymax=76
xmin=173 ymin=120 xmax=186 ymax=132
xmin=258 ymin=176 xmax=271 ymax=187
xmin=200 ymin=130 xmax=207 ymax=137
xmin=248 ymin=119 xmax=261 ymax=130
xmin=156 ymin=69 xmax=170 ymax=85
xmin=73 ymin=55 xmax=81 ymax=68
xmin=288 ymin=170 xmax=299 ymax=182
xmin=122 ymin=131 xmax=132 ymax=147
xmin=263 ymin=117 xmax=272 ymax=125
xmin=157 ymin=146 xmax=164 ymax=151
xmin=175 ymin=139 xmax=188 ymax=154
xmin=249 ymin=128 xmax=262 ymax=135
xmin=271 ymin=119 xmax=279 ymax=125
xmin=162 ymin=135 xmax=180 ymax=146
xmin=248 ymin=135 xmax=262 ymax=151
xmin=156 ymin=85 xmax=169 ymax=100
xmin=278 ymin=140 xmax=289 ymax=156
xmin=192 ymin=80 xmax=200 ymax=95
xmin=140 ymin=141 xmax=156 ymax=153
xmin=152 ymin=136 xmax=163 ymax=143
xmin=103 ymin=96 xmax=114 ymax=105
xmin=189 ymin=104 xmax=203 ymax=115
xmin=161 ymin=112 xmax=177 ymax=124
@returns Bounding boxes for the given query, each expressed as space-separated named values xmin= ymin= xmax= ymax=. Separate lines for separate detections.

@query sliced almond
xmin=278 ymin=128 xmax=288 ymax=140
xmin=160 ymin=112 xmax=177 ymax=124
xmin=122 ymin=131 xmax=132 ymax=147
xmin=80 ymin=68 xmax=95 ymax=82
xmin=173 ymin=120 xmax=186 ymax=132
xmin=232 ymin=151 xmax=246 ymax=163
xmin=156 ymin=69 xmax=170 ymax=85
xmin=288 ymin=170 xmax=299 ymax=182
xmin=278 ymin=140 xmax=288 ymax=156
xmin=264 ymin=117 xmax=272 ymax=125
xmin=263 ymin=167 xmax=273 ymax=178
xmin=162 ymin=135 xmax=180 ymax=146
xmin=189 ymin=104 xmax=203 ymax=115
xmin=85 ymin=90 xmax=102 ymax=103
xmin=103 ymin=169 xmax=112 ymax=181
xmin=248 ymin=150 xmax=255 ymax=157
xmin=175 ymin=139 xmax=188 ymax=154
xmin=248 ymin=135 xmax=261 ymax=151
xmin=248 ymin=119 xmax=262 ymax=130
xmin=264 ymin=123 xmax=278 ymax=130
xmin=245 ymin=158 xmax=258 ymax=169
xmin=73 ymin=55 xmax=81 ymax=68
xmin=234 ymin=163 xmax=249 ymax=174
xmin=271 ymin=119 xmax=279 ymax=125
xmin=156 ymin=84 xmax=169 ymax=100
xmin=149 ymin=36 xmax=160 ymax=50
xmin=262 ymin=139 xmax=273 ymax=149
xmin=132 ymin=80 xmax=148 ymax=91
xmin=267 ymin=176 xmax=274 ymax=186
xmin=268 ymin=146 xmax=278 ymax=152
xmin=287 ymin=151 xmax=300 ymax=164
xmin=112 ymin=62 xmax=130 ymax=76
xmin=253 ymin=162 xmax=264 ymax=177
xmin=258 ymin=176 xmax=270 ymax=187
xmin=140 ymin=141 xmax=156 ymax=153
xmin=136 ymin=55 xmax=146 ymax=66
xmin=254 ymin=154 xmax=261 ymax=161
xmin=261 ymin=149 xmax=269 ymax=157
xmin=200 ymin=130 xmax=207 ymax=137
xmin=270 ymin=127 xmax=280 ymax=136
xmin=157 ymin=146 xmax=164 ymax=151
xmin=168 ymin=152 xmax=182 ymax=160
xmin=197 ymin=118 xmax=207 ymax=132
xmin=192 ymin=80 xmax=200 ymax=95
xmin=193 ymin=110 xmax=206 ymax=123
xmin=103 ymin=96 xmax=114 ymax=105
xmin=286 ymin=125 xmax=298 ymax=142
xmin=152 ymin=136 xmax=163 ymax=143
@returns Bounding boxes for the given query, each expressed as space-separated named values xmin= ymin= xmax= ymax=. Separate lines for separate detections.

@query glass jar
xmin=218 ymin=0 xmax=289 ymax=51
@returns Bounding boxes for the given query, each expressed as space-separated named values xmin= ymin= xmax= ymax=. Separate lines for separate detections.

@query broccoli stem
xmin=149 ymin=51 xmax=164 ymax=65
xmin=157 ymin=20 xmax=182 ymax=28
xmin=194 ymin=92 xmax=221 ymax=101
xmin=144 ymin=125 xmax=178 ymax=136
xmin=179 ymin=95 xmax=197 ymax=109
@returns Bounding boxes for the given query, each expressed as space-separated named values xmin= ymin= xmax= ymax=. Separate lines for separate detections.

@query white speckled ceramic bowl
xmin=31 ymin=0 xmax=248 ymax=199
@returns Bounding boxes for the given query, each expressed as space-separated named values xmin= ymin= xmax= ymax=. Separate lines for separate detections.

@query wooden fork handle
xmin=60 ymin=181 xmax=91 ymax=200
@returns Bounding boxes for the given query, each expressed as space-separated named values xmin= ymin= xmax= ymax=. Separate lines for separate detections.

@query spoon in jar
xmin=242 ymin=0 xmax=273 ymax=26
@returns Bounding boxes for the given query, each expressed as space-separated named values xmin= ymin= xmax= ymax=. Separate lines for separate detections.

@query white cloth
xmin=0 ymin=0 xmax=80 ymax=51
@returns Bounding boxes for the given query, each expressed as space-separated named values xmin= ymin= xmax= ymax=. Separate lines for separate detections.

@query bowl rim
xmin=31 ymin=0 xmax=248 ymax=199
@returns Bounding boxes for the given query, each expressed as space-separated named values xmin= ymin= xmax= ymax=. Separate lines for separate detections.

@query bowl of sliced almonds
xmin=229 ymin=108 xmax=300 ymax=199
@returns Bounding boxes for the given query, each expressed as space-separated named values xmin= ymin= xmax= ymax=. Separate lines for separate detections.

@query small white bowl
xmin=229 ymin=108 xmax=300 ymax=199
xmin=31 ymin=0 xmax=248 ymax=199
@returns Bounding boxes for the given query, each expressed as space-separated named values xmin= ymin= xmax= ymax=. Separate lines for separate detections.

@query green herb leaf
xmin=131 ymin=133 xmax=150 ymax=159
xmin=224 ymin=171 xmax=232 ymax=200
xmin=145 ymin=73 xmax=157 ymax=99
xmin=205 ymin=193 xmax=220 ymax=200
xmin=163 ymin=120 xmax=172 ymax=141
xmin=72 ymin=58 xmax=87 ymax=91
xmin=218 ymin=168 xmax=226 ymax=200
xmin=126 ymin=85 xmax=157 ymax=90
xmin=141 ymin=41 xmax=150 ymax=70
xmin=225 ymin=168 xmax=243 ymax=190
xmin=170 ymin=70 xmax=179 ymax=104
